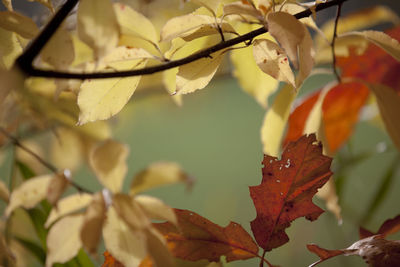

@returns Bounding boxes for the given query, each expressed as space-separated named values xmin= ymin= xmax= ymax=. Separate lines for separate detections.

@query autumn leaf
xmin=102 ymin=251 xmax=125 ymax=267
xmin=250 ymin=134 xmax=332 ymax=251
xmin=154 ymin=209 xmax=259 ymax=262
xmin=0 ymin=180 xmax=9 ymax=203
xmin=0 ymin=11 xmax=39 ymax=39
xmin=359 ymin=214 xmax=400 ymax=239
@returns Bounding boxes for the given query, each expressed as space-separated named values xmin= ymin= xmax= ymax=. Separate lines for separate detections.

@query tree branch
xmin=16 ymin=0 xmax=349 ymax=80
xmin=331 ymin=2 xmax=343 ymax=82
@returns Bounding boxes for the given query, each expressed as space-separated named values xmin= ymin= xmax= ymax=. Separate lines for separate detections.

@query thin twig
xmin=331 ymin=2 xmax=343 ymax=83
xmin=0 ymin=127 xmax=91 ymax=193
xmin=16 ymin=0 xmax=350 ymax=80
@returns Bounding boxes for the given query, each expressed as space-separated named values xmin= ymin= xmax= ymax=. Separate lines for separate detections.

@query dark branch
xmin=16 ymin=0 xmax=349 ymax=80
xmin=331 ymin=2 xmax=343 ymax=82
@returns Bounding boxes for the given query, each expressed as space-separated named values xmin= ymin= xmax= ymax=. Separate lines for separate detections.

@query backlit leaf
xmin=253 ymin=39 xmax=295 ymax=87
xmin=130 ymin=161 xmax=192 ymax=194
xmin=45 ymin=193 xmax=93 ymax=228
xmin=46 ymin=214 xmax=84 ymax=267
xmin=41 ymin=26 xmax=74 ymax=70
xmin=89 ymin=140 xmax=129 ymax=193
xmin=154 ymin=209 xmax=259 ymax=262
xmin=250 ymin=134 xmax=332 ymax=251
xmin=261 ymin=84 xmax=297 ymax=156
xmin=135 ymin=195 xmax=177 ymax=225
xmin=5 ymin=174 xmax=53 ymax=217
xmin=77 ymin=0 xmax=119 ymax=60
xmin=0 ymin=11 xmax=39 ymax=39
xmin=112 ymin=194 xmax=151 ymax=230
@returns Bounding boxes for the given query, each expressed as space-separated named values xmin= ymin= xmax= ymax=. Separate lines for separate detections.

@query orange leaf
xmin=102 ymin=251 xmax=125 ymax=267
xmin=154 ymin=209 xmax=259 ymax=262
xmin=322 ymin=82 xmax=369 ymax=153
xmin=250 ymin=134 xmax=333 ymax=251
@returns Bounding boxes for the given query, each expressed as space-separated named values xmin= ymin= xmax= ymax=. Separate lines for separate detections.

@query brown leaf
xmin=250 ymin=134 xmax=332 ymax=251
xmin=46 ymin=172 xmax=69 ymax=207
xmin=360 ymin=214 xmax=400 ymax=239
xmin=154 ymin=209 xmax=259 ymax=262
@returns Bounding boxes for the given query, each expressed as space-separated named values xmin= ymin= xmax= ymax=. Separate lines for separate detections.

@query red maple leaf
xmin=154 ymin=209 xmax=259 ymax=262
xmin=250 ymin=134 xmax=333 ymax=251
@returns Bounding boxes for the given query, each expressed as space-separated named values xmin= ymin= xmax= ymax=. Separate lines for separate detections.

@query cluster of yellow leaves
xmin=2 ymin=137 xmax=192 ymax=267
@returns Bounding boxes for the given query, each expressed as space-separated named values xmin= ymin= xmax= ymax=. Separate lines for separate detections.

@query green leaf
xmin=27 ymin=208 xmax=48 ymax=248
xmin=16 ymin=160 xmax=36 ymax=180
xmin=14 ymin=236 xmax=46 ymax=265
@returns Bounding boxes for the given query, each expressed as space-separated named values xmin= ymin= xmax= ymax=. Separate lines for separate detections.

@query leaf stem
xmin=260 ymin=249 xmax=267 ymax=267
xmin=331 ymin=2 xmax=343 ymax=83
xmin=16 ymin=0 xmax=350 ymax=80
xmin=0 ymin=126 xmax=92 ymax=193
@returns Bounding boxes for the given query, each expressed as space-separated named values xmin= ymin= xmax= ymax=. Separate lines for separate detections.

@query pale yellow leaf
xmin=261 ymin=84 xmax=297 ymax=156
xmin=253 ymin=39 xmax=295 ymax=87
xmin=145 ymin=228 xmax=174 ymax=267
xmin=223 ymin=2 xmax=263 ymax=19
xmin=45 ymin=193 xmax=93 ymax=228
xmin=162 ymin=68 xmax=183 ymax=106
xmin=46 ymin=214 xmax=84 ymax=267
xmin=46 ymin=173 xmax=69 ymax=207
xmin=0 ymin=11 xmax=39 ymax=39
xmin=41 ymin=26 xmax=74 ymax=70
xmin=5 ymin=175 xmax=53 ymax=217
xmin=15 ymin=140 xmax=45 ymax=174
xmin=267 ymin=11 xmax=305 ymax=69
xmin=114 ymin=3 xmax=158 ymax=45
xmin=2 ymin=0 xmax=12 ymax=11
xmin=103 ymin=207 xmax=147 ymax=267
xmin=191 ymin=0 xmax=222 ymax=15
xmin=51 ymin=128 xmax=83 ymax=171
xmin=134 ymin=195 xmax=177 ymax=225
xmin=296 ymin=24 xmax=314 ymax=88
xmin=77 ymin=0 xmax=119 ymax=60
xmin=81 ymin=192 xmax=106 ymax=254
xmin=0 ymin=27 xmax=23 ymax=69
xmin=161 ymin=13 xmax=235 ymax=42
xmin=230 ymin=23 xmax=278 ymax=107
xmin=77 ymin=120 xmax=112 ymax=141
xmin=278 ymin=3 xmax=319 ymax=31
xmin=341 ymin=31 xmax=400 ymax=62
xmin=77 ymin=59 xmax=146 ymax=124
xmin=112 ymin=194 xmax=150 ymax=230
xmin=130 ymin=161 xmax=192 ymax=194
xmin=0 ymin=180 xmax=9 ymax=203
xmin=176 ymin=50 xmax=225 ymax=95
xmin=89 ymin=140 xmax=129 ymax=193
xmin=370 ymin=85 xmax=400 ymax=152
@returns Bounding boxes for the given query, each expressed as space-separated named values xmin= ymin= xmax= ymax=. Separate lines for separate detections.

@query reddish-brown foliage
xmin=250 ymin=134 xmax=332 ymax=251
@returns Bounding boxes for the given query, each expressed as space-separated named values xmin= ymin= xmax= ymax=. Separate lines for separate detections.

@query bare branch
xmin=331 ymin=2 xmax=343 ymax=82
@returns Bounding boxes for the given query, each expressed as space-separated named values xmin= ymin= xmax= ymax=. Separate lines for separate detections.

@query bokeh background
xmin=1 ymin=0 xmax=400 ymax=266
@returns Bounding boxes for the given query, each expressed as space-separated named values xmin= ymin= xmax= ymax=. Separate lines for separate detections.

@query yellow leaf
xmin=81 ymin=192 xmax=106 ymax=254
xmin=103 ymin=207 xmax=148 ymax=267
xmin=46 ymin=214 xmax=84 ymax=267
xmin=45 ymin=193 xmax=93 ymax=228
xmin=253 ymin=39 xmax=295 ymax=87
xmin=1 ymin=0 xmax=12 ymax=11
xmin=295 ymin=24 xmax=314 ymax=88
xmin=176 ymin=50 xmax=225 ymax=95
xmin=46 ymin=173 xmax=69 ymax=207
xmin=191 ymin=0 xmax=222 ymax=15
xmin=0 ymin=180 xmax=9 ymax=203
xmin=77 ymin=59 xmax=146 ymax=124
xmin=27 ymin=0 xmax=54 ymax=12
xmin=5 ymin=175 xmax=53 ymax=217
xmin=161 ymin=13 xmax=235 ymax=42
xmin=89 ymin=139 xmax=128 ymax=193
xmin=77 ymin=120 xmax=112 ymax=141
xmin=130 ymin=161 xmax=192 ymax=194
xmin=261 ymin=84 xmax=297 ymax=156
xmin=370 ymin=85 xmax=400 ymax=152
xmin=114 ymin=3 xmax=158 ymax=46
xmin=230 ymin=23 xmax=278 ymax=107
xmin=145 ymin=228 xmax=174 ymax=267
xmin=77 ymin=0 xmax=119 ymax=60
xmin=267 ymin=11 xmax=305 ymax=69
xmin=278 ymin=3 xmax=319 ymax=31
xmin=162 ymin=68 xmax=183 ymax=106
xmin=223 ymin=2 xmax=263 ymax=19
xmin=0 ymin=27 xmax=22 ymax=69
xmin=135 ymin=195 xmax=177 ymax=225
xmin=41 ymin=26 xmax=74 ymax=70
xmin=0 ymin=11 xmax=39 ymax=39
xmin=51 ymin=128 xmax=83 ymax=171
xmin=341 ymin=31 xmax=400 ymax=62
xmin=112 ymin=194 xmax=151 ymax=230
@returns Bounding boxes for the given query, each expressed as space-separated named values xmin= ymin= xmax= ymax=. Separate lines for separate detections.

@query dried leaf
xmin=41 ymin=26 xmax=74 ymax=70
xmin=46 ymin=173 xmax=69 ymax=206
xmin=154 ymin=209 xmax=259 ymax=262
xmin=45 ymin=193 xmax=93 ymax=228
xmin=0 ymin=180 xmax=9 ymax=203
xmin=77 ymin=0 xmax=119 ymax=59
xmin=296 ymin=24 xmax=314 ymax=88
xmin=134 ymin=195 xmax=177 ymax=225
xmin=112 ymin=194 xmax=151 ymax=230
xmin=46 ymin=214 xmax=84 ymax=267
xmin=360 ymin=214 xmax=400 ymax=239
xmin=130 ymin=161 xmax=192 ymax=194
xmin=145 ymin=228 xmax=174 ymax=267
xmin=253 ymin=39 xmax=295 ymax=87
xmin=223 ymin=2 xmax=262 ymax=18
xmin=103 ymin=207 xmax=148 ymax=267
xmin=261 ymin=84 xmax=297 ymax=156
xmin=81 ymin=192 xmax=107 ymax=254
xmin=0 ymin=11 xmax=39 ymax=39
xmin=89 ymin=140 xmax=129 ymax=193
xmin=5 ymin=175 xmax=53 ymax=217
xmin=250 ymin=134 xmax=332 ymax=251
xmin=267 ymin=11 xmax=305 ymax=69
